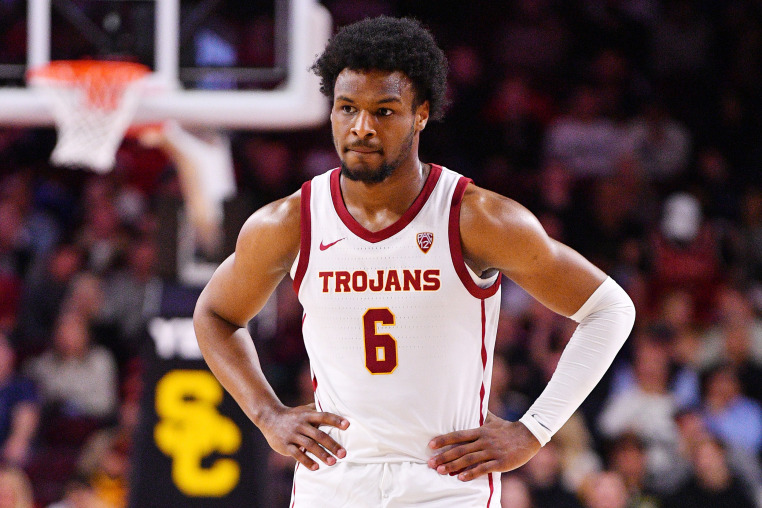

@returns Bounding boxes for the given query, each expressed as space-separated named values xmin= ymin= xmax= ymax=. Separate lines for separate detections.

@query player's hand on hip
xmin=258 ymin=403 xmax=349 ymax=471
xmin=427 ymin=412 xmax=541 ymax=481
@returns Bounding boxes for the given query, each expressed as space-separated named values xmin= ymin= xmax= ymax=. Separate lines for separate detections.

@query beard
xmin=340 ymin=127 xmax=415 ymax=184
xmin=341 ymin=159 xmax=396 ymax=184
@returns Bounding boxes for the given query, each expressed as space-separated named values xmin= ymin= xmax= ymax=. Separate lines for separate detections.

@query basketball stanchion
xmin=28 ymin=60 xmax=150 ymax=173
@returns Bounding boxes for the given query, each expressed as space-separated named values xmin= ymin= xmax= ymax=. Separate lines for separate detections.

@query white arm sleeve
xmin=518 ymin=277 xmax=635 ymax=446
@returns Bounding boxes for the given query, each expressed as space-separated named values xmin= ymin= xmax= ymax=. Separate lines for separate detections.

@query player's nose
xmin=350 ymin=110 xmax=376 ymax=139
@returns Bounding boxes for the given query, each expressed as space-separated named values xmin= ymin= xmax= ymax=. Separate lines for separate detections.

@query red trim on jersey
xmin=479 ymin=299 xmax=487 ymax=426
xmin=311 ymin=373 xmax=324 ymax=411
xmin=448 ymin=177 xmax=502 ymax=299
xmin=481 ymin=301 xmax=495 ymax=507
xmin=330 ymin=164 xmax=443 ymax=243
xmin=290 ymin=463 xmax=299 ymax=508
xmin=292 ymin=181 xmax=312 ymax=294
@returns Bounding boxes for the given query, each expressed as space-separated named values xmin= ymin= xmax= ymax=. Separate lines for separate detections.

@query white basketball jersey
xmin=291 ymin=164 xmax=501 ymax=464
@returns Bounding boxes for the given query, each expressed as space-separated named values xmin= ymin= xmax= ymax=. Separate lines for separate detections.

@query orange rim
xmin=28 ymin=60 xmax=150 ymax=84
xmin=28 ymin=60 xmax=151 ymax=109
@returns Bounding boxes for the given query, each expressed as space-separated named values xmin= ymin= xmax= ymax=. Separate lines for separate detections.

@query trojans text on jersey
xmin=318 ymin=269 xmax=441 ymax=293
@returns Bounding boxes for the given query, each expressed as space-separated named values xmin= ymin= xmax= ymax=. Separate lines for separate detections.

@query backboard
xmin=0 ymin=0 xmax=332 ymax=129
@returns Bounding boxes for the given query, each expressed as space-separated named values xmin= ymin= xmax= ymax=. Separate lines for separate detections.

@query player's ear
xmin=415 ymin=101 xmax=429 ymax=131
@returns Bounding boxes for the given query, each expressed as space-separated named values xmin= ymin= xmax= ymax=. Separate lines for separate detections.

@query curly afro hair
xmin=310 ymin=16 xmax=449 ymax=121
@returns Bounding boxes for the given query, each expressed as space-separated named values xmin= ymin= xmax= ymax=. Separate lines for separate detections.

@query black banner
xmin=129 ymin=284 xmax=272 ymax=507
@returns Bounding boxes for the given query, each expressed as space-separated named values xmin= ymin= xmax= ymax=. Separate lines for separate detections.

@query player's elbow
xmin=611 ymin=284 xmax=637 ymax=347
xmin=620 ymin=288 xmax=636 ymax=330
xmin=193 ymin=288 xmax=222 ymax=349
xmin=193 ymin=288 xmax=244 ymax=342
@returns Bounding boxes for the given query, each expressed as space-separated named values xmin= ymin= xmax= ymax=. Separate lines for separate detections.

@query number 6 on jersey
xmin=363 ymin=308 xmax=398 ymax=374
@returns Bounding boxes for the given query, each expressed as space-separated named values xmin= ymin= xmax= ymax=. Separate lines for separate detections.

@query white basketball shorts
xmin=288 ymin=460 xmax=500 ymax=507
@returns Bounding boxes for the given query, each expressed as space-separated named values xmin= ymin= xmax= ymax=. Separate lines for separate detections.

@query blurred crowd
xmin=2 ymin=0 xmax=762 ymax=507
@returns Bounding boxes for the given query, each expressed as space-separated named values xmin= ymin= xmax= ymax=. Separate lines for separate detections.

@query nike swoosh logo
xmin=531 ymin=414 xmax=551 ymax=431
xmin=319 ymin=238 xmax=345 ymax=251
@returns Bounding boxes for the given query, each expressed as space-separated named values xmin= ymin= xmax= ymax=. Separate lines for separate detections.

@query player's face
xmin=331 ymin=69 xmax=429 ymax=184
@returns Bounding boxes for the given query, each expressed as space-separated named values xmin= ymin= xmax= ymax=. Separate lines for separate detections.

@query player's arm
xmin=194 ymin=191 xmax=348 ymax=471
xmin=429 ymin=183 xmax=635 ymax=480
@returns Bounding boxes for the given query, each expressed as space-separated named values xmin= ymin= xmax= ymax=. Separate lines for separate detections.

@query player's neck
xmin=340 ymin=157 xmax=429 ymax=233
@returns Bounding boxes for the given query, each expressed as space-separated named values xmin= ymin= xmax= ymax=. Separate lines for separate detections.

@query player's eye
xmin=377 ymin=108 xmax=392 ymax=116
xmin=341 ymin=105 xmax=356 ymax=114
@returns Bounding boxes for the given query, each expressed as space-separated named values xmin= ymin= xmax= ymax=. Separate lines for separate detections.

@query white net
xmin=29 ymin=61 xmax=149 ymax=173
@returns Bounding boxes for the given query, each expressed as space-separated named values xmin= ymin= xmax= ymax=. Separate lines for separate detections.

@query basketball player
xmin=194 ymin=16 xmax=635 ymax=507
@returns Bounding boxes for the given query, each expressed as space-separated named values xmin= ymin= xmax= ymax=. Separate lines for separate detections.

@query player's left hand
xmin=427 ymin=412 xmax=541 ymax=481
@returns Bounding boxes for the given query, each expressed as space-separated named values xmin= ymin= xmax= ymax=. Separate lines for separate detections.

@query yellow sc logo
xmin=154 ymin=370 xmax=241 ymax=497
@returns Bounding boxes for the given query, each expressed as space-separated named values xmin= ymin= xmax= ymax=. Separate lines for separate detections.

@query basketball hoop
xmin=28 ymin=60 xmax=150 ymax=173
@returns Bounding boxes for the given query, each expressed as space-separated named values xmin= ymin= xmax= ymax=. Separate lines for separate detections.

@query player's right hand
xmin=258 ymin=403 xmax=349 ymax=471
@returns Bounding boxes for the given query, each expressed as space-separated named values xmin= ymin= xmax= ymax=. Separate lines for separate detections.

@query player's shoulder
xmin=459 ymin=182 xmax=553 ymax=274
xmin=236 ymin=189 xmax=303 ymax=269
xmin=460 ymin=182 xmax=539 ymax=234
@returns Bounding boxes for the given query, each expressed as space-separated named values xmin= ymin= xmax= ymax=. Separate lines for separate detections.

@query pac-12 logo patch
xmin=416 ymin=232 xmax=434 ymax=253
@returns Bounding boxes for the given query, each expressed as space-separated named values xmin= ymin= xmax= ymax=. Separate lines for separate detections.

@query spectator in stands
xmin=599 ymin=335 xmax=679 ymax=479
xmin=611 ymin=319 xmax=700 ymax=410
xmin=543 ymin=84 xmax=625 ymax=179
xmin=674 ymin=407 xmax=762 ymax=502
xmin=648 ymin=192 xmax=723 ymax=322
xmin=671 ymin=408 xmax=709 ymax=486
xmin=0 ymin=464 xmax=34 ymax=508
xmin=80 ymin=437 xmax=128 ymax=508
xmin=580 ymin=471 xmax=630 ymax=508
xmin=0 ymin=199 xmax=32 ymax=281
xmin=698 ymin=286 xmax=762 ymax=402
xmin=649 ymin=292 xmax=703 ymax=409
xmin=620 ymin=98 xmax=691 ymax=182
xmin=0 ymin=332 xmax=38 ymax=467
xmin=100 ymin=234 xmax=160 ymax=362
xmin=524 ymin=441 xmax=582 ymax=508
xmin=666 ymin=436 xmax=755 ymax=508
xmin=551 ymin=414 xmax=603 ymax=493
xmin=701 ymin=363 xmax=762 ymax=456
xmin=605 ymin=433 xmax=664 ymax=505
xmin=735 ymin=188 xmax=762 ymax=307
xmin=46 ymin=476 xmax=109 ymax=508
xmin=61 ymin=273 xmax=104 ymax=326
xmin=24 ymin=311 xmax=118 ymax=422
xmin=76 ymin=178 xmax=127 ymax=275
xmin=13 ymin=242 xmax=83 ymax=356
xmin=500 ymin=475 xmax=533 ymax=508
xmin=0 ymin=171 xmax=60 ymax=257
xmin=76 ymin=399 xmax=138 ymax=508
